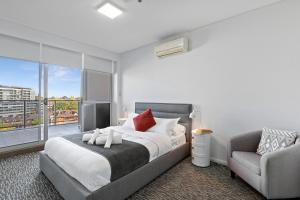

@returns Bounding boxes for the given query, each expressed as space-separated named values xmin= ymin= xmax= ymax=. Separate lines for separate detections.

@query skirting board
xmin=0 ymin=142 xmax=45 ymax=159
xmin=211 ymin=157 xmax=227 ymax=166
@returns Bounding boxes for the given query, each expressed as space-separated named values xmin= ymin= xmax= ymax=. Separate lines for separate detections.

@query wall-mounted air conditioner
xmin=154 ymin=37 xmax=189 ymax=58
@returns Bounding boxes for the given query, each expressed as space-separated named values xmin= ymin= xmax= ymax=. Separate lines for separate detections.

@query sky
xmin=0 ymin=57 xmax=81 ymax=98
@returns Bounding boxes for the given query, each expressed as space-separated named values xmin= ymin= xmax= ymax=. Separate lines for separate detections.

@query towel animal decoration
xmin=82 ymin=128 xmax=122 ymax=148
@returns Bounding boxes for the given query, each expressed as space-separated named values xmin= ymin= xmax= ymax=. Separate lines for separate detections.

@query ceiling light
xmin=97 ymin=3 xmax=123 ymax=19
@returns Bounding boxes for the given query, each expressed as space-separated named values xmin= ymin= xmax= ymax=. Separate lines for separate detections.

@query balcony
xmin=0 ymin=99 xmax=81 ymax=148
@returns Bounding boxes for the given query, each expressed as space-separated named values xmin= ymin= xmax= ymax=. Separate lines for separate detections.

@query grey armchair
xmin=227 ymin=130 xmax=300 ymax=199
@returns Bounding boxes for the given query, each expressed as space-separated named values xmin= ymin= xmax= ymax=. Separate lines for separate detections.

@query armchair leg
xmin=230 ymin=170 xmax=235 ymax=179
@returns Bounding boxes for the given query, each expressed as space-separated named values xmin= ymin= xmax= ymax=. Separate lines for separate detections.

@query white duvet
xmin=44 ymin=126 xmax=173 ymax=192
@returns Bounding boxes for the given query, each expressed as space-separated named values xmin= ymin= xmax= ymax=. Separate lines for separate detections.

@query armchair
xmin=228 ymin=130 xmax=300 ymax=199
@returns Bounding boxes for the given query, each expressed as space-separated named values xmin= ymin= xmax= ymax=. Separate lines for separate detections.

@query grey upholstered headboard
xmin=135 ymin=102 xmax=192 ymax=143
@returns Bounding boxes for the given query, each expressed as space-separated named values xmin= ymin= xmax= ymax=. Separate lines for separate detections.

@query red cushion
xmin=133 ymin=109 xmax=156 ymax=132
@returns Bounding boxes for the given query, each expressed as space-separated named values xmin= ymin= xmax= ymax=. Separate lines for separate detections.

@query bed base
xmin=40 ymin=143 xmax=189 ymax=200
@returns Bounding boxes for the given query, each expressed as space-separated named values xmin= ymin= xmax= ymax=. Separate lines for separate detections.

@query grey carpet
xmin=0 ymin=153 xmax=265 ymax=200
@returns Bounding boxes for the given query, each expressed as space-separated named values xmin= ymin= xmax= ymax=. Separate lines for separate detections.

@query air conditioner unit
xmin=154 ymin=37 xmax=189 ymax=58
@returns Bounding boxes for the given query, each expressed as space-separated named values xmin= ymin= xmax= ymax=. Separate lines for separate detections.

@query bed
xmin=40 ymin=102 xmax=192 ymax=200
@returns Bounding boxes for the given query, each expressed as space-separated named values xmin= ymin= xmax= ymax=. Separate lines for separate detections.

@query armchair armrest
xmin=296 ymin=137 xmax=300 ymax=144
xmin=227 ymin=130 xmax=262 ymax=161
xmin=260 ymin=143 xmax=300 ymax=199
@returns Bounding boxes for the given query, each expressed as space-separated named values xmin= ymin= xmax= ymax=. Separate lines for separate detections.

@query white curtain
xmin=84 ymin=54 xmax=113 ymax=73
xmin=0 ymin=34 xmax=40 ymax=61
xmin=41 ymin=45 xmax=82 ymax=68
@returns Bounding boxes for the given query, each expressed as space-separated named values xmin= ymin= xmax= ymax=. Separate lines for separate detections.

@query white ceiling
xmin=0 ymin=0 xmax=280 ymax=53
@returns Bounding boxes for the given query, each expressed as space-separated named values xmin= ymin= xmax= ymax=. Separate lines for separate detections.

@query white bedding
xmin=170 ymin=134 xmax=186 ymax=149
xmin=44 ymin=126 xmax=174 ymax=192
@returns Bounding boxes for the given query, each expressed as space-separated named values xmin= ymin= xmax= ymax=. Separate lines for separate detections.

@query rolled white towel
xmin=82 ymin=133 xmax=93 ymax=142
xmin=95 ymin=133 xmax=122 ymax=145
xmin=104 ymin=130 xmax=113 ymax=148
xmin=112 ymin=133 xmax=122 ymax=144
xmin=88 ymin=131 xmax=101 ymax=145
xmin=95 ymin=128 xmax=107 ymax=134
xmin=95 ymin=135 xmax=107 ymax=145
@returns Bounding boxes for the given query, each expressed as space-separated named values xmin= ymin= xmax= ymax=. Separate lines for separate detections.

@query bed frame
xmin=40 ymin=102 xmax=192 ymax=200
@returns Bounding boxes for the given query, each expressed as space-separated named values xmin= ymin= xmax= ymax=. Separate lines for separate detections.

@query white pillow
xmin=172 ymin=124 xmax=186 ymax=136
xmin=122 ymin=113 xmax=138 ymax=129
xmin=148 ymin=117 xmax=180 ymax=135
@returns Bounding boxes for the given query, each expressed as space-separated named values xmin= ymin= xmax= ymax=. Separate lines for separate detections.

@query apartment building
xmin=0 ymin=85 xmax=35 ymax=100
xmin=0 ymin=85 xmax=37 ymax=117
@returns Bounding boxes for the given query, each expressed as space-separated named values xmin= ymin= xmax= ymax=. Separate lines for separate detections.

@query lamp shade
xmin=189 ymin=110 xmax=196 ymax=119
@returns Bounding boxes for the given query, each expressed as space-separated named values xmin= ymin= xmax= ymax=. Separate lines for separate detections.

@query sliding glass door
xmin=0 ymin=56 xmax=45 ymax=148
xmin=46 ymin=64 xmax=81 ymax=138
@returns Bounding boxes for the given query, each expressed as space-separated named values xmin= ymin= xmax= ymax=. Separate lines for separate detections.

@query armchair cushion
xmin=257 ymin=127 xmax=297 ymax=155
xmin=232 ymin=151 xmax=261 ymax=175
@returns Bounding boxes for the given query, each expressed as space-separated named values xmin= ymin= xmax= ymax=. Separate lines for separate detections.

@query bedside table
xmin=191 ymin=131 xmax=212 ymax=167
xmin=118 ymin=118 xmax=127 ymax=126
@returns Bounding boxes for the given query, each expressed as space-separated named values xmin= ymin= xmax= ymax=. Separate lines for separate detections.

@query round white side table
xmin=191 ymin=132 xmax=211 ymax=167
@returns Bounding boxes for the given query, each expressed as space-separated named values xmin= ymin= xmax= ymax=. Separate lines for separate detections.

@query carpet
xmin=0 ymin=153 xmax=265 ymax=200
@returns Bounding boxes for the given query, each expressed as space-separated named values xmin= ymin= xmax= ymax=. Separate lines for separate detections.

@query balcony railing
xmin=0 ymin=99 xmax=80 ymax=132
xmin=0 ymin=100 xmax=40 ymax=131
xmin=48 ymin=99 xmax=80 ymax=126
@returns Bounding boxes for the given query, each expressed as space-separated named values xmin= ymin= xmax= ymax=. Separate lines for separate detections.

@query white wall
xmin=120 ymin=0 xmax=300 ymax=164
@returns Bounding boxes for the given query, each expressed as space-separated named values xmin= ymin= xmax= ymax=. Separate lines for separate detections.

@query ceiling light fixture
xmin=97 ymin=2 xmax=123 ymax=19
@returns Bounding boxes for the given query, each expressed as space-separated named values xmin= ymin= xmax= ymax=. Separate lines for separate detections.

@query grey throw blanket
xmin=63 ymin=134 xmax=150 ymax=181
